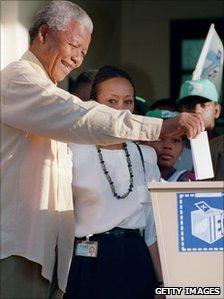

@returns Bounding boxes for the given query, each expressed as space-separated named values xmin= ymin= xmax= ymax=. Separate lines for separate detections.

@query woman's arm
xmin=149 ymin=241 xmax=165 ymax=299
xmin=148 ymin=241 xmax=163 ymax=285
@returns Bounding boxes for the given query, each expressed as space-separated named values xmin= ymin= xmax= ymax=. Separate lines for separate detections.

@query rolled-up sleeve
xmin=1 ymin=64 xmax=162 ymax=145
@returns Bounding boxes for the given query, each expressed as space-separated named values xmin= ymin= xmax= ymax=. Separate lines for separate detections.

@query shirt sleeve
xmin=1 ymin=66 xmax=162 ymax=145
xmin=144 ymin=203 xmax=157 ymax=246
xmin=138 ymin=144 xmax=160 ymax=246
xmin=139 ymin=144 xmax=161 ymax=182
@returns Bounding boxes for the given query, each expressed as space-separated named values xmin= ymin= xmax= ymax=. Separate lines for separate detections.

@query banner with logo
xmin=192 ymin=24 xmax=223 ymax=95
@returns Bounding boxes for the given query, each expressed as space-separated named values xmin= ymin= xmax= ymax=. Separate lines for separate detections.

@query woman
xmin=64 ymin=66 xmax=163 ymax=299
xmin=149 ymin=135 xmax=195 ymax=181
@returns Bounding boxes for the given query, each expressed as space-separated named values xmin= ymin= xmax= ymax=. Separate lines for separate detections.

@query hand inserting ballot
xmin=160 ymin=112 xmax=205 ymax=139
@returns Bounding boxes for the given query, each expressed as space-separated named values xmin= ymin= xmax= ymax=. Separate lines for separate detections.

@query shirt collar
xmin=21 ymin=50 xmax=56 ymax=85
xmin=164 ymin=167 xmax=176 ymax=180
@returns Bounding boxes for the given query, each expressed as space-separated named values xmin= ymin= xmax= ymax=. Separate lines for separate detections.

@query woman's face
xmin=95 ymin=77 xmax=135 ymax=112
xmin=149 ymin=136 xmax=184 ymax=169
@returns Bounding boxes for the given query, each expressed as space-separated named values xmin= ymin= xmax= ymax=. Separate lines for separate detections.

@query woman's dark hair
xmin=69 ymin=70 xmax=97 ymax=94
xmin=90 ymin=65 xmax=136 ymax=101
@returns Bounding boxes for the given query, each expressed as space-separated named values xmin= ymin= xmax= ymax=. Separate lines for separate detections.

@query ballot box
xmin=191 ymin=202 xmax=223 ymax=244
xmin=149 ymin=181 xmax=224 ymax=299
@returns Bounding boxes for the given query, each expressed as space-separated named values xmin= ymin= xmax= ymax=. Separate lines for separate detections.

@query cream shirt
xmin=70 ymin=142 xmax=161 ymax=246
xmin=0 ymin=50 xmax=162 ymax=291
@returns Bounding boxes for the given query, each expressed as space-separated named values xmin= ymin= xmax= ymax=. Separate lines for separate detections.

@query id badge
xmin=75 ymin=240 xmax=98 ymax=258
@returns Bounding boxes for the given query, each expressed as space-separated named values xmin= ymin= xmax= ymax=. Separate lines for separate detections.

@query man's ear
xmin=37 ymin=24 xmax=49 ymax=44
xmin=214 ymin=103 xmax=221 ymax=119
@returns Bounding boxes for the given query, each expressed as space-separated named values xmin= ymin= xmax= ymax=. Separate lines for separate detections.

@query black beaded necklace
xmin=96 ymin=143 xmax=134 ymax=199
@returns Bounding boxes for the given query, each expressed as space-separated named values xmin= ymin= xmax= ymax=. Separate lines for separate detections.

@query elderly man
xmin=1 ymin=1 xmax=204 ymax=298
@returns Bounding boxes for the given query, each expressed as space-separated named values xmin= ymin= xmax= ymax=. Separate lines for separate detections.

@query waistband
xmin=101 ymin=227 xmax=140 ymax=237
xmin=77 ymin=227 xmax=141 ymax=239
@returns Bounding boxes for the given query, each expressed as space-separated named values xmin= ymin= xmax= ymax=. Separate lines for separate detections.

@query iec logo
xmin=177 ymin=192 xmax=224 ymax=252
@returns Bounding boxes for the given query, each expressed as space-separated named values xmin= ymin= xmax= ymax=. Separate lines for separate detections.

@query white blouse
xmin=70 ymin=141 xmax=161 ymax=246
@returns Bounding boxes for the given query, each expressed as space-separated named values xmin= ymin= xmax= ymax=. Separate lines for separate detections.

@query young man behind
xmin=175 ymin=78 xmax=221 ymax=172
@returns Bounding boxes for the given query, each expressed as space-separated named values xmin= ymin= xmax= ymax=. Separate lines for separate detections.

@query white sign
xmin=193 ymin=23 xmax=223 ymax=95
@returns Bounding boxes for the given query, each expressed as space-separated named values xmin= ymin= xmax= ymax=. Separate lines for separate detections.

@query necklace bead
xmin=96 ymin=143 xmax=134 ymax=200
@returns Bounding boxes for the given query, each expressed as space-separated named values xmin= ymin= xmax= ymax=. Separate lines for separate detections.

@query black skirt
xmin=64 ymin=230 xmax=156 ymax=299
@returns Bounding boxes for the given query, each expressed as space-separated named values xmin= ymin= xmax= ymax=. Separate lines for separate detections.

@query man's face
xmin=40 ymin=20 xmax=91 ymax=83
xmin=149 ymin=136 xmax=183 ymax=169
xmin=180 ymin=98 xmax=221 ymax=130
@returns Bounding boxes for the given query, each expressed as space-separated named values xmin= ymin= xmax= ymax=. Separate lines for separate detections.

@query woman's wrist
xmin=156 ymin=280 xmax=164 ymax=287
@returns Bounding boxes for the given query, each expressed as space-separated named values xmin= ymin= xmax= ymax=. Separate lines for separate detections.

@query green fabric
xmin=145 ymin=109 xmax=178 ymax=119
xmin=135 ymin=96 xmax=151 ymax=115
xmin=178 ymin=79 xmax=219 ymax=103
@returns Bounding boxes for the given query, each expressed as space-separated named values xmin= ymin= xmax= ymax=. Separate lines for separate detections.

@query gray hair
xmin=29 ymin=0 xmax=93 ymax=43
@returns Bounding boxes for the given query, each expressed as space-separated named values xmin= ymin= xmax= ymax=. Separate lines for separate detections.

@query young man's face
xmin=179 ymin=98 xmax=221 ymax=130
xmin=149 ymin=136 xmax=184 ymax=170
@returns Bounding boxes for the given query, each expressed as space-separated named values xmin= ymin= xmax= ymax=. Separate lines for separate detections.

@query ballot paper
xmin=190 ymin=131 xmax=214 ymax=180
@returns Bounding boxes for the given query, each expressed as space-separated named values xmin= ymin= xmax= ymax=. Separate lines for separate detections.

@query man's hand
xmin=160 ymin=112 xmax=205 ymax=139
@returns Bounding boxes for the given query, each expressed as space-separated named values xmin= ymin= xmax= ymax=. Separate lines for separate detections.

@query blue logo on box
xmin=177 ymin=192 xmax=224 ymax=252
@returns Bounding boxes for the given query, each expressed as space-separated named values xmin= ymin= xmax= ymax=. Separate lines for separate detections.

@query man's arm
xmin=1 ymin=70 xmax=162 ymax=145
xmin=1 ymin=65 xmax=204 ymax=144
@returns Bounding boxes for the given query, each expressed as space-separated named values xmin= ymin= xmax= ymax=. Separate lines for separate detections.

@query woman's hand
xmin=154 ymin=281 xmax=166 ymax=299
xmin=154 ymin=293 xmax=166 ymax=299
